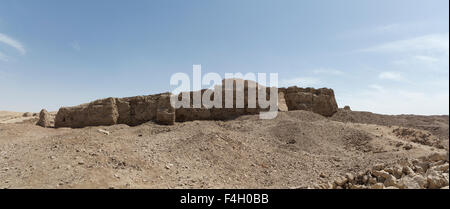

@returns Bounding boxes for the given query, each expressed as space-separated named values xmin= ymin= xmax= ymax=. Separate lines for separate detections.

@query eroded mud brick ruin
xmin=54 ymin=79 xmax=338 ymax=128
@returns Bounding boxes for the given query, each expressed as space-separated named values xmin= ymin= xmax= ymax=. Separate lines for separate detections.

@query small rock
xmin=412 ymin=175 xmax=428 ymax=188
xmin=362 ymin=175 xmax=369 ymax=184
xmin=384 ymin=167 xmax=394 ymax=174
xmin=165 ymin=163 xmax=173 ymax=169
xmin=23 ymin=112 xmax=32 ymax=117
xmin=373 ymin=163 xmax=385 ymax=171
xmin=385 ymin=186 xmax=399 ymax=189
xmin=383 ymin=175 xmax=398 ymax=188
xmin=332 ymin=157 xmax=341 ymax=162
xmin=345 ymin=173 xmax=355 ymax=181
xmin=350 ymin=184 xmax=365 ymax=189
xmin=97 ymin=129 xmax=110 ymax=135
xmin=414 ymin=166 xmax=425 ymax=174
xmin=357 ymin=171 xmax=365 ymax=178
xmin=427 ymin=153 xmax=448 ymax=162
xmin=372 ymin=170 xmax=391 ymax=179
xmin=429 ymin=160 xmax=446 ymax=168
xmin=287 ymin=139 xmax=296 ymax=144
xmin=370 ymin=183 xmax=384 ymax=189
xmin=327 ymin=182 xmax=335 ymax=189
xmin=37 ymin=109 xmax=52 ymax=128
xmin=402 ymin=166 xmax=415 ymax=176
xmin=403 ymin=144 xmax=413 ymax=150
xmin=393 ymin=166 xmax=403 ymax=179
xmin=392 ymin=176 xmax=414 ymax=189
xmin=334 ymin=177 xmax=348 ymax=186
xmin=318 ymin=183 xmax=329 ymax=189
xmin=427 ymin=172 xmax=449 ymax=189
xmin=368 ymin=177 xmax=378 ymax=184
xmin=433 ymin=163 xmax=449 ymax=172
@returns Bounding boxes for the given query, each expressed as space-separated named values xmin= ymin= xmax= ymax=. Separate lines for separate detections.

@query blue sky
xmin=0 ymin=0 xmax=448 ymax=115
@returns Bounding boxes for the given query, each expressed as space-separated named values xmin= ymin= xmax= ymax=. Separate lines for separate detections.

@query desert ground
xmin=0 ymin=108 xmax=448 ymax=189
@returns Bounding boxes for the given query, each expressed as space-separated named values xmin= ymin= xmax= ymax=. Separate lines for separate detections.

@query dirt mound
xmin=393 ymin=127 xmax=444 ymax=149
xmin=331 ymin=109 xmax=449 ymax=150
xmin=0 ymin=110 xmax=446 ymax=189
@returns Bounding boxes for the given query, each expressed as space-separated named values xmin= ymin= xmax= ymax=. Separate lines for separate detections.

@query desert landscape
xmin=0 ymin=80 xmax=448 ymax=189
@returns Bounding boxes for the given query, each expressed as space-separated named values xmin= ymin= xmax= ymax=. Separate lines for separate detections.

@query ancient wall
xmin=55 ymin=97 xmax=118 ymax=128
xmin=55 ymin=93 xmax=173 ymax=128
xmin=282 ymin=86 xmax=338 ymax=117
xmin=54 ymin=80 xmax=338 ymax=128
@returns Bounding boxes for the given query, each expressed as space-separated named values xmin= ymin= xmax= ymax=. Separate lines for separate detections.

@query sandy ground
xmin=0 ymin=111 xmax=33 ymax=124
xmin=0 ymin=109 xmax=448 ymax=189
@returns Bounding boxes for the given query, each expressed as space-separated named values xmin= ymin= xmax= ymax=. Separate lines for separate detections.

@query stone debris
xmin=97 ymin=129 xmax=110 ymax=135
xmin=165 ymin=163 xmax=174 ymax=169
xmin=22 ymin=112 xmax=32 ymax=117
xmin=37 ymin=109 xmax=52 ymax=128
xmin=393 ymin=127 xmax=444 ymax=149
xmin=321 ymin=152 xmax=449 ymax=189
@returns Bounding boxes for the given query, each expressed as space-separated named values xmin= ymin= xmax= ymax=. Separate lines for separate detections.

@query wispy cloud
xmin=280 ymin=77 xmax=321 ymax=88
xmin=378 ymin=71 xmax=404 ymax=81
xmin=312 ymin=68 xmax=343 ymax=75
xmin=373 ymin=24 xmax=400 ymax=33
xmin=340 ymin=84 xmax=449 ymax=115
xmin=413 ymin=55 xmax=439 ymax=63
xmin=69 ymin=41 xmax=81 ymax=51
xmin=0 ymin=33 xmax=26 ymax=55
xmin=337 ymin=23 xmax=403 ymax=39
xmin=362 ymin=33 xmax=449 ymax=72
xmin=368 ymin=84 xmax=384 ymax=91
xmin=337 ymin=22 xmax=439 ymax=41
xmin=362 ymin=33 xmax=449 ymax=54
xmin=393 ymin=55 xmax=440 ymax=66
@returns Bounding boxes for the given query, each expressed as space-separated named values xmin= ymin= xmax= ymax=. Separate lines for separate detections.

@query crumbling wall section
xmin=54 ymin=80 xmax=339 ymax=128
xmin=284 ymin=86 xmax=338 ymax=117
xmin=55 ymin=97 xmax=118 ymax=128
